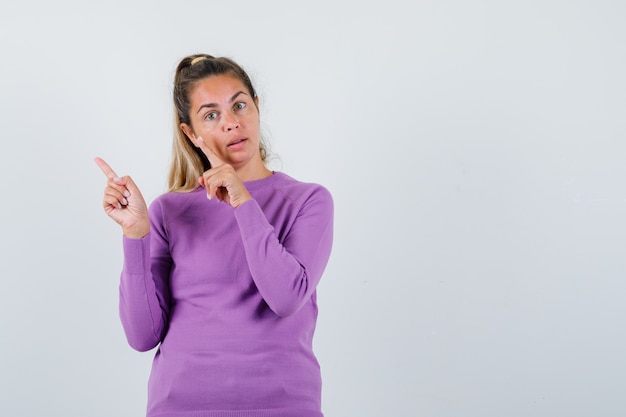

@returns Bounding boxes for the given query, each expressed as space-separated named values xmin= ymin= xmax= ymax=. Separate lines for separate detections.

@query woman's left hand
xmin=196 ymin=136 xmax=252 ymax=208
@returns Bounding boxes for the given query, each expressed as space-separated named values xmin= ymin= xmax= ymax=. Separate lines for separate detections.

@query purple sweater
xmin=119 ymin=172 xmax=333 ymax=417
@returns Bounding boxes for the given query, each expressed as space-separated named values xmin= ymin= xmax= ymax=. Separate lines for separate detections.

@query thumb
xmin=114 ymin=175 xmax=144 ymax=201
xmin=126 ymin=176 xmax=143 ymax=196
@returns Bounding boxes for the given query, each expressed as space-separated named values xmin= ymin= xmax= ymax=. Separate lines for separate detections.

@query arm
xmin=95 ymin=157 xmax=168 ymax=350
xmin=119 ymin=200 xmax=172 ymax=351
xmin=234 ymin=186 xmax=333 ymax=317
xmin=189 ymin=141 xmax=333 ymax=317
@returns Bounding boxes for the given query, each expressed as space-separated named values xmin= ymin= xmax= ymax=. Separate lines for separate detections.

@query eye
xmin=234 ymin=102 xmax=246 ymax=111
xmin=204 ymin=111 xmax=218 ymax=121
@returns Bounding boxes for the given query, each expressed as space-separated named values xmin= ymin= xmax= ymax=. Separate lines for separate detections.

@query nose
xmin=223 ymin=112 xmax=240 ymax=132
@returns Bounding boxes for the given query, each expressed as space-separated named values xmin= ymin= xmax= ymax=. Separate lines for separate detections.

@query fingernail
xmin=122 ymin=198 xmax=128 ymax=205
xmin=114 ymin=176 xmax=122 ymax=182
xmin=124 ymin=190 xmax=131 ymax=198
xmin=207 ymin=193 xmax=211 ymax=200
xmin=117 ymin=203 xmax=122 ymax=209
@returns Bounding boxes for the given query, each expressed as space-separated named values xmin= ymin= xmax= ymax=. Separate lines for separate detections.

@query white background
xmin=1 ymin=1 xmax=625 ymax=416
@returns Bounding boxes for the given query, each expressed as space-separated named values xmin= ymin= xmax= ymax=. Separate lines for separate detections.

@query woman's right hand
xmin=95 ymin=157 xmax=150 ymax=239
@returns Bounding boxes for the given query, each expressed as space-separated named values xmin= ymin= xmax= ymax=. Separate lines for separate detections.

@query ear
xmin=180 ymin=123 xmax=197 ymax=146
xmin=254 ymin=96 xmax=259 ymax=108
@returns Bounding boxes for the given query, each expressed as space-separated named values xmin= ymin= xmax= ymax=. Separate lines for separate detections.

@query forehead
xmin=189 ymin=74 xmax=248 ymax=105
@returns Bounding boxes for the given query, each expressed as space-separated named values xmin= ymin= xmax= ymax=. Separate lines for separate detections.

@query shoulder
xmin=148 ymin=188 xmax=203 ymax=218
xmin=267 ymin=172 xmax=333 ymax=207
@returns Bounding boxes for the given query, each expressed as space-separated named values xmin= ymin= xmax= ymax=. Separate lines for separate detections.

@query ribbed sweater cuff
xmin=122 ymin=233 xmax=150 ymax=275
xmin=234 ymin=199 xmax=271 ymax=234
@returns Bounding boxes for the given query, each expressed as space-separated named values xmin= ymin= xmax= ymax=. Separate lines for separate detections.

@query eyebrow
xmin=196 ymin=91 xmax=247 ymax=114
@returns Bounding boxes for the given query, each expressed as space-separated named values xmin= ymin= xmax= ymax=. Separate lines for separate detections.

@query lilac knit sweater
xmin=119 ymin=172 xmax=333 ymax=417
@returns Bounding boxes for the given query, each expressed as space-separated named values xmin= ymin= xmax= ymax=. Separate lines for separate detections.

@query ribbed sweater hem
xmin=149 ymin=408 xmax=323 ymax=417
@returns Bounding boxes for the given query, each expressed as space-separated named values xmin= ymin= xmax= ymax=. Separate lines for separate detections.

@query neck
xmin=233 ymin=158 xmax=272 ymax=182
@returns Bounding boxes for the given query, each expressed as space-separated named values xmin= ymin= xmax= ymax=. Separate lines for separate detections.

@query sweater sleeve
xmin=119 ymin=200 xmax=172 ymax=351
xmin=234 ymin=186 xmax=333 ymax=317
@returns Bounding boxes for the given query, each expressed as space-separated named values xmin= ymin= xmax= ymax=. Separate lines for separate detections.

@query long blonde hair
xmin=168 ymin=54 xmax=267 ymax=192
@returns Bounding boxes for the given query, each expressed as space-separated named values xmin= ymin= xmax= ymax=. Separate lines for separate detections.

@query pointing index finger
xmin=197 ymin=137 xmax=225 ymax=168
xmin=94 ymin=157 xmax=119 ymax=179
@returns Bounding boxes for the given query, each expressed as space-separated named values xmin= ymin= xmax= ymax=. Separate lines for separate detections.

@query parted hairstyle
xmin=168 ymin=54 xmax=268 ymax=192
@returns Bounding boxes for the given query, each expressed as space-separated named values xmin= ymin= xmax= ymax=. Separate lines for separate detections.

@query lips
xmin=227 ymin=138 xmax=247 ymax=147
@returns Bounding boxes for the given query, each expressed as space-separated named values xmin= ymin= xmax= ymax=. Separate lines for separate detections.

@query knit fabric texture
xmin=119 ymin=172 xmax=333 ymax=417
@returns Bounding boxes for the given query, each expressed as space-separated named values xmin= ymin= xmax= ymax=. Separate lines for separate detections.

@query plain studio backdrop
xmin=1 ymin=1 xmax=624 ymax=416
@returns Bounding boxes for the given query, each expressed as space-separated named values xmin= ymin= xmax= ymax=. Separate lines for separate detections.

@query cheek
xmin=202 ymin=135 xmax=222 ymax=151
xmin=194 ymin=125 xmax=218 ymax=142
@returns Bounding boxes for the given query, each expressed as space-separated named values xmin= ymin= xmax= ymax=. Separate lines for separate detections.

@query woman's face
xmin=181 ymin=74 xmax=261 ymax=170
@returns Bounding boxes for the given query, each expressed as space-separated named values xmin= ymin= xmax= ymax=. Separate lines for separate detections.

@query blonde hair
xmin=168 ymin=54 xmax=267 ymax=192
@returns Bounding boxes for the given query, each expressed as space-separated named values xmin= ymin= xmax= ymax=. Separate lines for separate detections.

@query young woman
xmin=96 ymin=54 xmax=333 ymax=417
